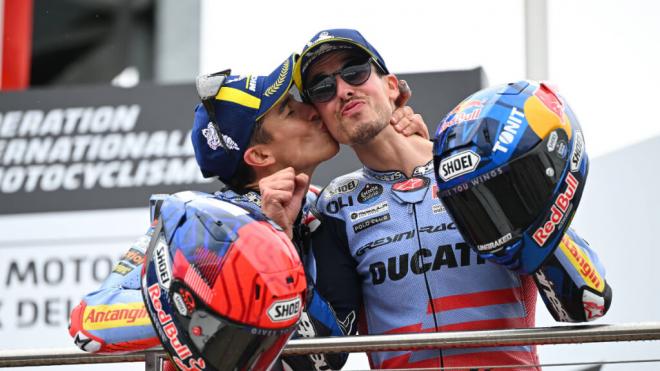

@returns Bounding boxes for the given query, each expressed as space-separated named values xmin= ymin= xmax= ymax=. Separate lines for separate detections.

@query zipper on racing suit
xmin=411 ymin=203 xmax=445 ymax=368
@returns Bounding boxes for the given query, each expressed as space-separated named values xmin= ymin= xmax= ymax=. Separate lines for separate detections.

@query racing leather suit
xmin=312 ymin=160 xmax=611 ymax=370
xmin=69 ymin=188 xmax=347 ymax=370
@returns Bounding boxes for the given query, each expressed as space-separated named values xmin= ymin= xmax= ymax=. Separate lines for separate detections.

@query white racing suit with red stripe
xmin=68 ymin=188 xmax=347 ymax=370
xmin=312 ymin=161 xmax=612 ymax=370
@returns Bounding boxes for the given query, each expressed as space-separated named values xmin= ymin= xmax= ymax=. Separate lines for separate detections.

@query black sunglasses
xmin=304 ymin=58 xmax=375 ymax=103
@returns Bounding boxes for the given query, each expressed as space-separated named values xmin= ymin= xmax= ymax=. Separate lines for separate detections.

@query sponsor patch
xmin=306 ymin=31 xmax=334 ymax=47
xmin=172 ymin=292 xmax=188 ymax=316
xmin=112 ymin=261 xmax=134 ymax=276
xmin=368 ymin=243 xmax=485 ymax=285
xmin=372 ymin=172 xmax=404 ymax=182
xmin=267 ymin=297 xmax=302 ymax=322
xmin=358 ymin=183 xmax=383 ymax=204
xmin=324 ymin=179 xmax=359 ymax=199
xmin=476 ymin=232 xmax=513 ymax=252
xmin=83 ymin=303 xmax=151 ymax=330
xmin=582 ymin=290 xmax=606 ymax=320
xmin=437 ymin=99 xmax=484 ymax=134
xmin=353 ymin=213 xmax=390 ymax=233
xmin=350 ymin=201 xmax=388 ymax=222
xmin=121 ymin=247 xmax=145 ymax=266
xmin=438 ymin=150 xmax=480 ymax=181
xmin=73 ymin=332 xmax=102 ymax=352
xmin=147 ymin=284 xmax=205 ymax=369
xmin=558 ymin=234 xmax=604 ymax=292
xmin=392 ymin=177 xmax=429 ymax=192
xmin=570 ymin=131 xmax=584 ymax=172
xmin=325 ymin=196 xmax=354 ymax=214
xmin=533 ymin=173 xmax=578 ymax=246
xmin=547 ymin=131 xmax=558 ymax=152
xmin=535 ymin=270 xmax=571 ymax=322
xmin=356 ymin=224 xmax=457 ymax=257
xmin=557 ymin=141 xmax=568 ymax=157
xmin=412 ymin=161 xmax=434 ymax=176
xmin=154 ymin=240 xmax=172 ymax=289
xmin=492 ymin=106 xmax=525 ymax=153
xmin=432 ymin=203 xmax=446 ymax=214
xmin=244 ymin=191 xmax=262 ymax=207
xmin=202 ymin=122 xmax=240 ymax=151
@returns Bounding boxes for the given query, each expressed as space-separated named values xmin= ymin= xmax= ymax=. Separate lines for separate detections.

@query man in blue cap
xmin=294 ymin=29 xmax=611 ymax=370
xmin=69 ymin=52 xmax=429 ymax=370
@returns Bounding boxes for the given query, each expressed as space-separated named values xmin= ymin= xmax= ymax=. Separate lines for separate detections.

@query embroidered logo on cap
xmin=306 ymin=31 xmax=334 ymax=48
xmin=264 ymin=59 xmax=289 ymax=97
xmin=202 ymin=122 xmax=239 ymax=151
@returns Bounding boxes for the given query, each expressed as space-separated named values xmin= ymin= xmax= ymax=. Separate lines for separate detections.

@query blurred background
xmin=0 ymin=0 xmax=659 ymax=370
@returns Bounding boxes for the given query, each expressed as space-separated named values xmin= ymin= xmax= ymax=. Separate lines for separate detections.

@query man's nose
xmin=335 ymin=75 xmax=354 ymax=101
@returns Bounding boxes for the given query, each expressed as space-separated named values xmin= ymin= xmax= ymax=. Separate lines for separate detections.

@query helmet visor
xmin=439 ymin=129 xmax=569 ymax=253
xmin=187 ymin=307 xmax=294 ymax=371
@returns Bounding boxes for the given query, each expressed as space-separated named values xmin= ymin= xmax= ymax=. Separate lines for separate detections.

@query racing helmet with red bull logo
xmin=141 ymin=191 xmax=306 ymax=371
xmin=432 ymin=80 xmax=588 ymax=274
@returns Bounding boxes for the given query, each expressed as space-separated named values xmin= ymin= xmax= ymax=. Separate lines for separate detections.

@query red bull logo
xmin=437 ymin=99 xmax=484 ymax=133
xmin=148 ymin=283 xmax=206 ymax=370
xmin=533 ymin=173 xmax=578 ymax=246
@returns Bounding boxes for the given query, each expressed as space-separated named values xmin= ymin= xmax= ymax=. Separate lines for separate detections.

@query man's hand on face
xmin=259 ymin=168 xmax=310 ymax=239
xmin=391 ymin=80 xmax=429 ymax=140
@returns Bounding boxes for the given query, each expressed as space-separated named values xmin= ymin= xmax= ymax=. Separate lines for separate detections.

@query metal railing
xmin=2 ymin=322 xmax=660 ymax=369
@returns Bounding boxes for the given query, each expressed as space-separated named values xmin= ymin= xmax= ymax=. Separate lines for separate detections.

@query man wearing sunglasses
xmin=69 ymin=53 xmax=428 ymax=370
xmin=293 ymin=29 xmax=610 ymax=370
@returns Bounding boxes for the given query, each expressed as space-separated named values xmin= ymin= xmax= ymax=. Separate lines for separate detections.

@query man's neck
xmin=352 ymin=126 xmax=433 ymax=177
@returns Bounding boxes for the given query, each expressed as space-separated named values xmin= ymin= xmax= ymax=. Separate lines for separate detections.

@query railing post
xmin=144 ymin=351 xmax=161 ymax=371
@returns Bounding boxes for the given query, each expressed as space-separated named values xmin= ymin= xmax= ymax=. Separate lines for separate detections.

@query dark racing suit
xmin=69 ymin=188 xmax=347 ymax=371
xmin=312 ymin=161 xmax=611 ymax=370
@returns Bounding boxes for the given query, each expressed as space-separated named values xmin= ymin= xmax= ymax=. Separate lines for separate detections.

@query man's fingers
xmin=262 ymin=189 xmax=293 ymax=205
xmin=294 ymin=173 xmax=310 ymax=190
xmin=391 ymin=106 xmax=413 ymax=125
xmin=292 ymin=173 xmax=310 ymax=206
xmin=391 ymin=106 xmax=429 ymax=139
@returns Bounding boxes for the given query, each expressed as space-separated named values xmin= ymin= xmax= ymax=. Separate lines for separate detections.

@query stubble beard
xmin=343 ymin=106 xmax=390 ymax=145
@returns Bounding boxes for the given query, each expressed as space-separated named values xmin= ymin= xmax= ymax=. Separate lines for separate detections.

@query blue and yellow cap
xmin=192 ymin=54 xmax=296 ymax=182
xmin=293 ymin=29 xmax=389 ymax=92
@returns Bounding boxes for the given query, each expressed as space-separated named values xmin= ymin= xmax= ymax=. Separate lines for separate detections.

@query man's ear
xmin=384 ymin=74 xmax=400 ymax=103
xmin=244 ymin=144 xmax=275 ymax=168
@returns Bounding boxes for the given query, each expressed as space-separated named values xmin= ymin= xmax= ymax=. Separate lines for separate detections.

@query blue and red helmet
xmin=141 ymin=191 xmax=306 ymax=371
xmin=432 ymin=80 xmax=588 ymax=274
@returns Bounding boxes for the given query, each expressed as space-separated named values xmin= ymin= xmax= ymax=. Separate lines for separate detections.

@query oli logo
xmin=533 ymin=173 xmax=579 ymax=246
